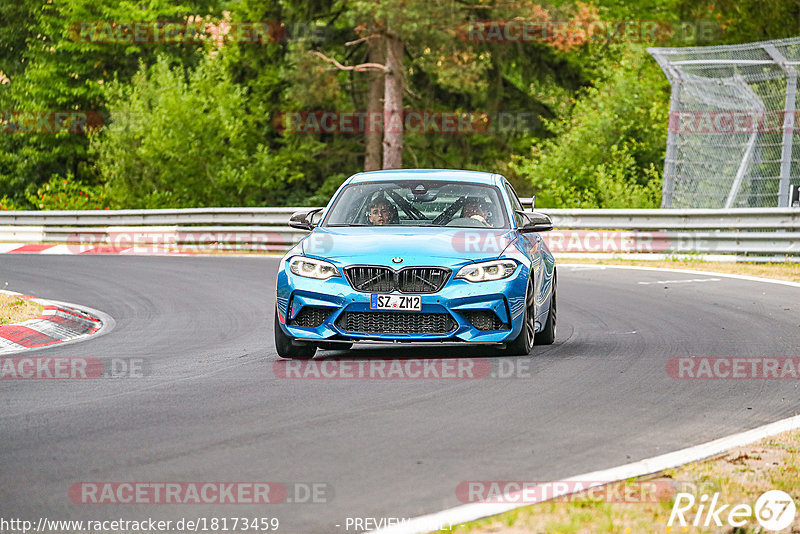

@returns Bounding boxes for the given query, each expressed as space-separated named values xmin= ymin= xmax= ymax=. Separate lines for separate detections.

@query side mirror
xmin=288 ymin=208 xmax=323 ymax=231
xmin=309 ymin=209 xmax=325 ymax=226
xmin=517 ymin=211 xmax=553 ymax=233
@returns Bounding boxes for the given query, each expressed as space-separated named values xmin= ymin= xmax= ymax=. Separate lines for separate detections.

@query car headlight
xmin=288 ymin=256 xmax=340 ymax=280
xmin=455 ymin=260 xmax=517 ymax=282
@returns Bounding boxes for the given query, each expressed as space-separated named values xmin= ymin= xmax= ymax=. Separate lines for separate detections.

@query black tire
xmin=535 ymin=272 xmax=556 ymax=345
xmin=504 ymin=277 xmax=536 ymax=356
xmin=318 ymin=342 xmax=353 ymax=351
xmin=274 ymin=311 xmax=316 ymax=359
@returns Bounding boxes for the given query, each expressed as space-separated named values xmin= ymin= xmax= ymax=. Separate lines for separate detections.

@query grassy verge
xmin=0 ymin=293 xmax=44 ymax=324
xmin=560 ymin=258 xmax=800 ymax=282
xmin=448 ymin=430 xmax=800 ymax=534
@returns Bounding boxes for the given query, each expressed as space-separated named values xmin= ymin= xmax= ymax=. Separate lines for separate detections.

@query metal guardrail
xmin=2 ymin=205 xmax=799 ymax=228
xmin=0 ymin=206 xmax=798 ymax=257
xmin=0 ymin=207 xmax=299 ymax=226
xmin=542 ymin=208 xmax=800 ymax=230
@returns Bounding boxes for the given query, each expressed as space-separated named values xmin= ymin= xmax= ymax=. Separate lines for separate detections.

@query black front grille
xmin=288 ymin=306 xmax=332 ymax=327
xmin=336 ymin=312 xmax=457 ymax=335
xmin=398 ymin=268 xmax=450 ymax=293
xmin=344 ymin=266 xmax=395 ymax=292
xmin=344 ymin=266 xmax=450 ymax=294
xmin=462 ymin=310 xmax=510 ymax=331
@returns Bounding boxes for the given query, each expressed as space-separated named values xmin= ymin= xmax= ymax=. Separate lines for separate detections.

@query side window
xmin=504 ymin=182 xmax=525 ymax=226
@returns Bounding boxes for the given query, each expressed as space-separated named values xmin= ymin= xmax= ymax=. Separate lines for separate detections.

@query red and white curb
xmin=0 ymin=243 xmax=190 ymax=255
xmin=0 ymin=290 xmax=114 ymax=354
xmin=0 ymin=242 xmax=289 ymax=256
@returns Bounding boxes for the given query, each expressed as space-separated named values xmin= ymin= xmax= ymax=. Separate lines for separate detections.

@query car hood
xmin=301 ymin=226 xmax=517 ymax=265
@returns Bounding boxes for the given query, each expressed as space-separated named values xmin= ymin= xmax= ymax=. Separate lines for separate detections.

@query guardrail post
xmin=661 ymin=82 xmax=681 ymax=208
xmin=764 ymin=44 xmax=796 ymax=208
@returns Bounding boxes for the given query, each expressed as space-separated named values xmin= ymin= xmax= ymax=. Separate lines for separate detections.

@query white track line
xmin=373 ymin=264 xmax=800 ymax=534
xmin=560 ymin=263 xmax=800 ymax=289
xmin=555 ymin=253 xmax=800 ymax=263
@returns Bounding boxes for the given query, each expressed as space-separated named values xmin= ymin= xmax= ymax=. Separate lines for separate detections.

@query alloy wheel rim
xmin=525 ymin=279 xmax=535 ymax=349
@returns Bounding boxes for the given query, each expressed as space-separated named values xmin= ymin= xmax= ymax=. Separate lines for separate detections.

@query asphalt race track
xmin=1 ymin=255 xmax=799 ymax=533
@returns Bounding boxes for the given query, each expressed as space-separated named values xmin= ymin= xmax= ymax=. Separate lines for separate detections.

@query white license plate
xmin=370 ymin=294 xmax=422 ymax=311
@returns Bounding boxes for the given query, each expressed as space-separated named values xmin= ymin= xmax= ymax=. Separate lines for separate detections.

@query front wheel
xmin=504 ymin=277 xmax=536 ymax=356
xmin=274 ymin=311 xmax=317 ymax=359
xmin=535 ymin=273 xmax=556 ymax=345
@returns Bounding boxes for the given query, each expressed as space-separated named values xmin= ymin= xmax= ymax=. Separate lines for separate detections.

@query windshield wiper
xmin=326 ymin=223 xmax=371 ymax=227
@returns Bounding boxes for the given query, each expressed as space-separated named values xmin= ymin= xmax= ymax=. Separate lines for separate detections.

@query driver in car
xmin=462 ymin=198 xmax=490 ymax=226
xmin=367 ymin=198 xmax=398 ymax=225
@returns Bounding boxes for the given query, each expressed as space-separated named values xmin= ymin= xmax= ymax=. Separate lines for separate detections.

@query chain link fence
xmin=649 ymin=37 xmax=800 ymax=208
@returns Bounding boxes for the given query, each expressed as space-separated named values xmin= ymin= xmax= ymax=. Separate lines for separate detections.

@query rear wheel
xmin=274 ymin=311 xmax=316 ymax=359
xmin=535 ymin=272 xmax=556 ymax=345
xmin=504 ymin=277 xmax=536 ymax=356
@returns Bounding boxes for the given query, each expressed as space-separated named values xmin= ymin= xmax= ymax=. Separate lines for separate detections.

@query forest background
xmin=0 ymin=0 xmax=797 ymax=210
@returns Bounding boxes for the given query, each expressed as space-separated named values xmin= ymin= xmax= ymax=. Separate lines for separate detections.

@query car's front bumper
xmin=275 ymin=260 xmax=530 ymax=344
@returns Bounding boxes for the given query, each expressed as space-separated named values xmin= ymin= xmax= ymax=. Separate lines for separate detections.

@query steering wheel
xmin=445 ymin=217 xmax=489 ymax=227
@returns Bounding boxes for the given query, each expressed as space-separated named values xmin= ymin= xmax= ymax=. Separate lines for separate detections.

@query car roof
xmin=346 ymin=169 xmax=502 ymax=186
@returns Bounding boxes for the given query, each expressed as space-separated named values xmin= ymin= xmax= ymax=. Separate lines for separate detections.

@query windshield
xmin=323 ymin=181 xmax=509 ymax=228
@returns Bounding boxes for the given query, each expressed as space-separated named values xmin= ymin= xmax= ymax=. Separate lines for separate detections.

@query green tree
xmin=511 ymin=45 xmax=668 ymax=208
xmin=0 ymin=0 xmax=221 ymax=206
xmin=296 ymin=0 xmax=593 ymax=179
xmin=225 ymin=0 xmax=361 ymax=202
xmin=674 ymin=0 xmax=800 ymax=44
xmin=92 ymin=53 xmax=311 ymax=208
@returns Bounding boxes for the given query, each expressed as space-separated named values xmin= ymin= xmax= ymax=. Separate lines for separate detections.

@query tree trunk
xmin=364 ymin=37 xmax=384 ymax=171
xmin=382 ymin=35 xmax=404 ymax=169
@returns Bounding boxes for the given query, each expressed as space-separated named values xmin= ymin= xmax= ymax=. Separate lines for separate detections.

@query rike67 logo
xmin=668 ymin=490 xmax=796 ymax=531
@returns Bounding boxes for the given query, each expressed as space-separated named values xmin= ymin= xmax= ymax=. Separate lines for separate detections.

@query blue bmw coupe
xmin=274 ymin=169 xmax=556 ymax=359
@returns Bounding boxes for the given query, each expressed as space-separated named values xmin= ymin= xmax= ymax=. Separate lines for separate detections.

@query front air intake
xmin=336 ymin=311 xmax=457 ymax=334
